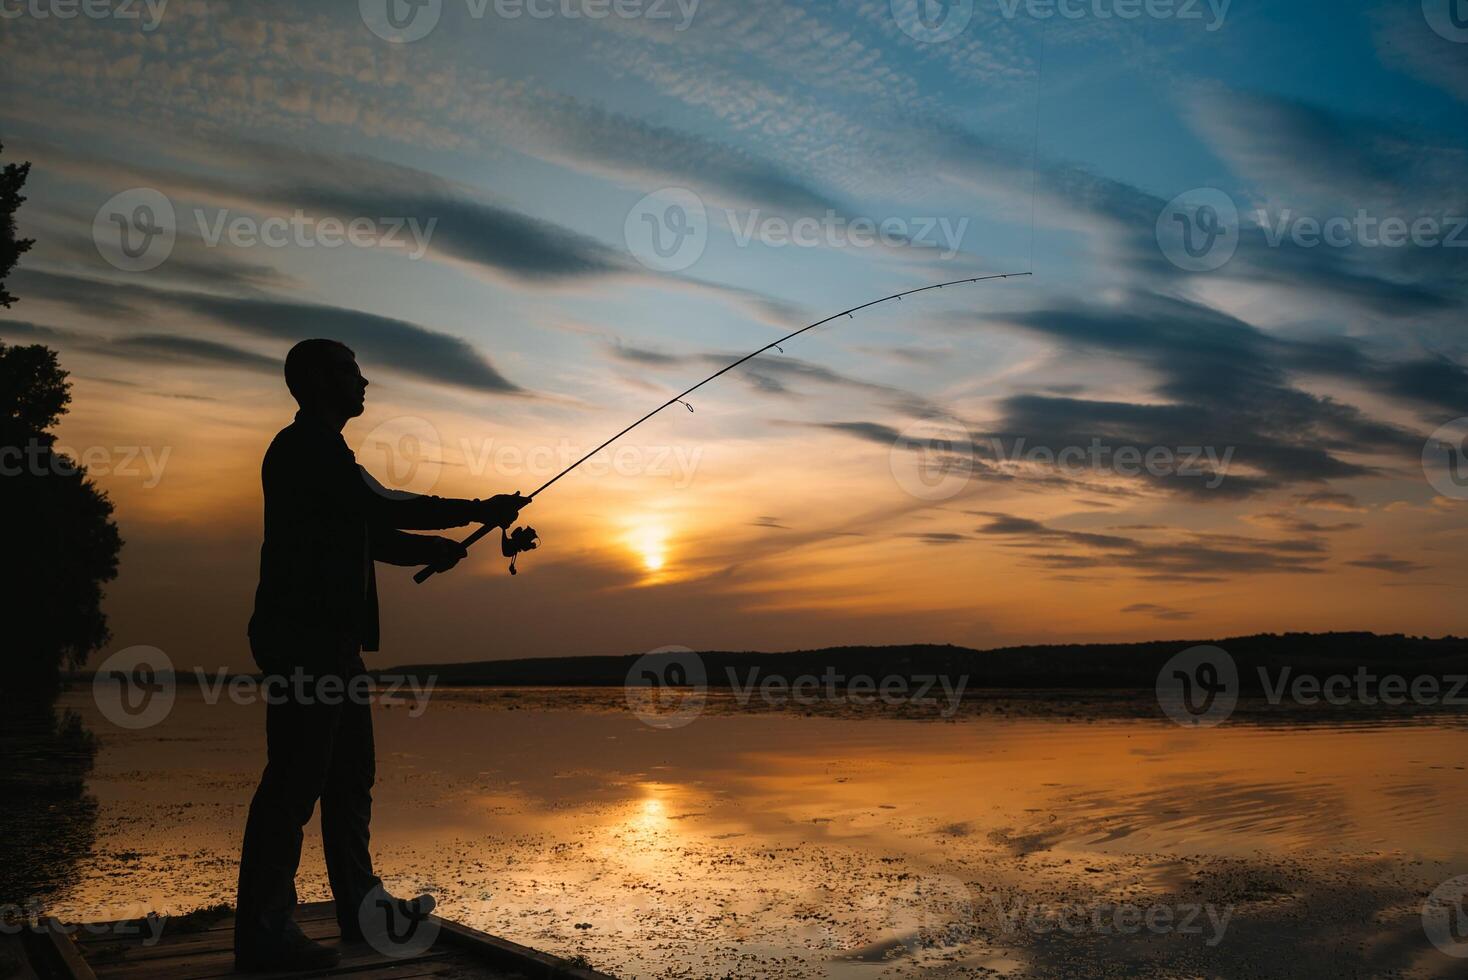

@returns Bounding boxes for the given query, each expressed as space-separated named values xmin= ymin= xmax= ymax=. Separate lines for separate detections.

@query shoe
xmin=234 ymin=931 xmax=341 ymax=972
xmin=341 ymin=891 xmax=436 ymax=944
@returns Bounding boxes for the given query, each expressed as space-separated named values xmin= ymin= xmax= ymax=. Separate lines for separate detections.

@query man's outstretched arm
xmin=372 ymin=528 xmax=468 ymax=569
xmin=356 ymin=465 xmax=527 ymax=530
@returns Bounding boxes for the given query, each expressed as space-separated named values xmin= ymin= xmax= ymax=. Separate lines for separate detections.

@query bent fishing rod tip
xmin=413 ymin=269 xmax=1033 ymax=585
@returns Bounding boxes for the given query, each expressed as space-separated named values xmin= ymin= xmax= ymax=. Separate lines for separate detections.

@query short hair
xmin=284 ymin=339 xmax=354 ymax=402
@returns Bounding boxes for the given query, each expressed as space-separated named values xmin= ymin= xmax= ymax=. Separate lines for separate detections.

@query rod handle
xmin=412 ymin=522 xmax=498 ymax=585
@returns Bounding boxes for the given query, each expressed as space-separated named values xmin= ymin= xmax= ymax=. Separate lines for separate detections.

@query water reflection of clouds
xmin=51 ymin=689 xmax=1468 ymax=976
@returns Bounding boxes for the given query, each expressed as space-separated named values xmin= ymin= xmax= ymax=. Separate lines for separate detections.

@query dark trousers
xmin=235 ymin=649 xmax=380 ymax=953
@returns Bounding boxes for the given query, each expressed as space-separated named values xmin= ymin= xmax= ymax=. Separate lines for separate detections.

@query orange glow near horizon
xmin=38 ymin=333 xmax=1468 ymax=671
xmin=623 ymin=515 xmax=673 ymax=581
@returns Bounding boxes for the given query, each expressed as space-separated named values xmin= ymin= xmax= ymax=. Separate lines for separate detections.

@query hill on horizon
xmin=382 ymin=631 xmax=1468 ymax=691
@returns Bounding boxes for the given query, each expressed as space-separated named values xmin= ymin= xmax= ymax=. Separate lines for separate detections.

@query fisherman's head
xmin=284 ymin=339 xmax=368 ymax=419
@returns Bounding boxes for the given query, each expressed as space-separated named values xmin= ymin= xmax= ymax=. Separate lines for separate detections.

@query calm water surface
xmin=43 ymin=687 xmax=1468 ymax=978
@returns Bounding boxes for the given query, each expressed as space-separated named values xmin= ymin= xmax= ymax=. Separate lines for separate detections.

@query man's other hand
xmin=427 ymin=537 xmax=470 ymax=570
xmin=476 ymin=492 xmax=532 ymax=528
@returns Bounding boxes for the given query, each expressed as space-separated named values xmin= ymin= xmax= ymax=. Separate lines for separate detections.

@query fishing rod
xmin=413 ymin=270 xmax=1032 ymax=583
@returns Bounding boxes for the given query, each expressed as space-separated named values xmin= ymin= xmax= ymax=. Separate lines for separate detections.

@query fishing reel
xmin=502 ymin=524 xmax=539 ymax=575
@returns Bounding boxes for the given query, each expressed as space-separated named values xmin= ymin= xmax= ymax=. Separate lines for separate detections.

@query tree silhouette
xmin=0 ymin=143 xmax=122 ymax=694
xmin=0 ymin=141 xmax=33 ymax=309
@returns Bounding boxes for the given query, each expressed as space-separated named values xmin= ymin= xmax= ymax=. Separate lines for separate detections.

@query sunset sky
xmin=1 ymin=0 xmax=1465 ymax=672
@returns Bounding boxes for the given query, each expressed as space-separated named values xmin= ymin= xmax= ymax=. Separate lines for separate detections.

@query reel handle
xmin=413 ymin=524 xmax=538 ymax=583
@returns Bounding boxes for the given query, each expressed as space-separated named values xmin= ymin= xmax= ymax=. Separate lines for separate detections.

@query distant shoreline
xmin=71 ymin=631 xmax=1468 ymax=693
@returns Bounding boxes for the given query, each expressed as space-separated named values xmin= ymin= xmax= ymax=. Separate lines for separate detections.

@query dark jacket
xmin=247 ymin=412 xmax=478 ymax=660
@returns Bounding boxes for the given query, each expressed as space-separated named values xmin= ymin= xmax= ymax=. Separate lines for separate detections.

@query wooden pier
xmin=7 ymin=901 xmax=615 ymax=980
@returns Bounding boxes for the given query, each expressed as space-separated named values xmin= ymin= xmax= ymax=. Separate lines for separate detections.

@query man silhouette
xmin=235 ymin=339 xmax=527 ymax=971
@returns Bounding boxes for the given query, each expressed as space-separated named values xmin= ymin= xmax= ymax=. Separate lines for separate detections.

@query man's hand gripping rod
xmin=413 ymin=271 xmax=1032 ymax=583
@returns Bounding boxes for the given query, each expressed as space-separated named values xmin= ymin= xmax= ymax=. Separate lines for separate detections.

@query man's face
xmin=321 ymin=349 xmax=369 ymax=418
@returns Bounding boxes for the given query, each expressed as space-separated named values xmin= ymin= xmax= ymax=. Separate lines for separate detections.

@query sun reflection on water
xmin=632 ymin=794 xmax=666 ymax=831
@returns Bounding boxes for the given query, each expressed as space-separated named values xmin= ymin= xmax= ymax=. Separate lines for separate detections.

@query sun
xmin=625 ymin=520 xmax=670 ymax=576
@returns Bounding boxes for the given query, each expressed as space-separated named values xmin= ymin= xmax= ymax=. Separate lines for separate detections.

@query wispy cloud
xmin=12 ymin=269 xmax=524 ymax=394
xmin=974 ymin=512 xmax=1330 ymax=579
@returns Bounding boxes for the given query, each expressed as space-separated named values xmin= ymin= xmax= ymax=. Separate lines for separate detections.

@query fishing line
xmin=414 ymin=271 xmax=1033 ymax=582
xmin=417 ymin=31 xmax=1049 ymax=583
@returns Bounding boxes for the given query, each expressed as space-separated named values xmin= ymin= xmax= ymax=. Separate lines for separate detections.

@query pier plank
xmin=33 ymin=904 xmax=612 ymax=980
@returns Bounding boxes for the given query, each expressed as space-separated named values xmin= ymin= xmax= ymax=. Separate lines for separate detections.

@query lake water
xmin=35 ymin=686 xmax=1468 ymax=978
